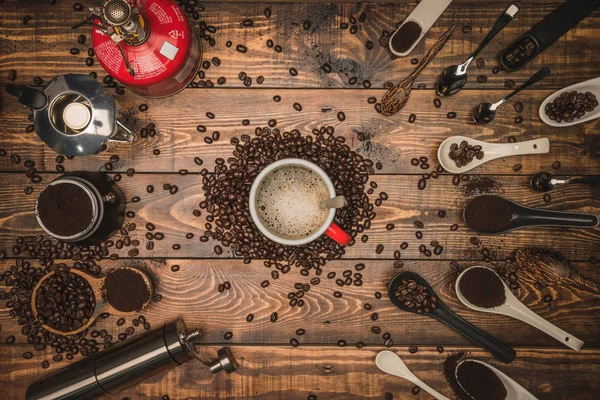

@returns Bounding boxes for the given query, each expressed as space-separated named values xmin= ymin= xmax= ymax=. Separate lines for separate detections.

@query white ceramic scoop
xmin=375 ymin=351 xmax=450 ymax=400
xmin=456 ymin=359 xmax=538 ymax=400
xmin=437 ymin=136 xmax=550 ymax=174
xmin=389 ymin=0 xmax=453 ymax=57
xmin=539 ymin=77 xmax=600 ymax=127
xmin=456 ymin=266 xmax=584 ymax=351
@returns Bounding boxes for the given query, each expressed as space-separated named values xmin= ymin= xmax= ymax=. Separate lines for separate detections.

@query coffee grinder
xmin=74 ymin=0 xmax=202 ymax=97
xmin=25 ymin=319 xmax=237 ymax=400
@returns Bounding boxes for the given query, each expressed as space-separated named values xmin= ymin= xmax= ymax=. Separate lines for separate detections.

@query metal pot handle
xmin=110 ymin=120 xmax=135 ymax=143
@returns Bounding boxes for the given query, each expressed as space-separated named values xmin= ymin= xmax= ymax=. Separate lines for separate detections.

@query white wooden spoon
xmin=539 ymin=77 xmax=600 ymax=127
xmin=375 ymin=350 xmax=450 ymax=400
xmin=437 ymin=136 xmax=549 ymax=174
xmin=456 ymin=359 xmax=538 ymax=400
xmin=456 ymin=266 xmax=584 ymax=351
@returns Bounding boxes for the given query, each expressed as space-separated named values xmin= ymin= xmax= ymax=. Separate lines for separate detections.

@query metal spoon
xmin=463 ymin=195 xmax=599 ymax=235
xmin=388 ymin=271 xmax=516 ymax=363
xmin=530 ymin=171 xmax=600 ymax=192
xmin=319 ymin=195 xmax=346 ymax=209
xmin=437 ymin=136 xmax=549 ymax=174
xmin=456 ymin=266 xmax=584 ymax=351
xmin=473 ymin=67 xmax=551 ymax=124
xmin=436 ymin=4 xmax=520 ymax=97
xmin=375 ymin=351 xmax=450 ymax=400
xmin=456 ymin=359 xmax=538 ymax=400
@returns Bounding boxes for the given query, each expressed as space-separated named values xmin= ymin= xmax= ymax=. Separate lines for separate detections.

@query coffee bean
xmin=505 ymin=79 xmax=516 ymax=89
xmin=512 ymin=164 xmax=522 ymax=172
xmin=476 ymin=58 xmax=485 ymax=68
xmin=376 ymin=244 xmax=384 ymax=254
xmin=270 ymin=312 xmax=278 ymax=322
xmin=514 ymin=102 xmax=524 ymax=113
xmin=552 ymin=161 xmax=561 ymax=170
xmin=8 ymin=69 xmax=17 ymax=81
xmin=543 ymin=193 xmax=551 ymax=203
xmin=73 ymin=2 xmax=84 ymax=11
xmin=303 ymin=20 xmax=311 ymax=30
xmin=515 ymin=116 xmax=523 ymax=124
xmin=236 ymin=45 xmax=247 ymax=53
xmin=447 ymin=112 xmax=457 ymax=119
xmin=477 ymin=75 xmax=488 ymax=83
xmin=433 ymin=98 xmax=441 ymax=108
xmin=289 ymin=68 xmax=298 ymax=76
xmin=462 ymin=24 xmax=472 ymax=33
xmin=293 ymin=103 xmax=303 ymax=112
xmin=412 ymin=386 xmax=420 ymax=395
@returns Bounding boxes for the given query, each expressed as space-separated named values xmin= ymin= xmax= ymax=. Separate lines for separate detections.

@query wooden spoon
xmin=31 ymin=267 xmax=153 ymax=336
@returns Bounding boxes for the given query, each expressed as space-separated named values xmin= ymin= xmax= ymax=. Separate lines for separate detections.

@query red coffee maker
xmin=75 ymin=0 xmax=202 ymax=97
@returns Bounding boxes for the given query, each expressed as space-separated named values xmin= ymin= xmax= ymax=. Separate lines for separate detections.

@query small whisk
xmin=381 ymin=25 xmax=456 ymax=116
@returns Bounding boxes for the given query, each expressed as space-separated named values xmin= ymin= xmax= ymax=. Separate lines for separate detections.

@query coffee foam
xmin=256 ymin=165 xmax=330 ymax=240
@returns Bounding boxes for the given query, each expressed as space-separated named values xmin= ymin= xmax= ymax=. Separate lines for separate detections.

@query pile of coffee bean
xmin=544 ymin=91 xmax=599 ymax=123
xmin=504 ymin=37 xmax=537 ymax=67
xmin=394 ymin=279 xmax=438 ymax=314
xmin=448 ymin=140 xmax=484 ymax=168
xmin=198 ymin=125 xmax=375 ymax=273
xmin=34 ymin=265 xmax=95 ymax=332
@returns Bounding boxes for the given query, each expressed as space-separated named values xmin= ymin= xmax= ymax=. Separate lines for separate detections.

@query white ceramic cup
xmin=249 ymin=158 xmax=351 ymax=246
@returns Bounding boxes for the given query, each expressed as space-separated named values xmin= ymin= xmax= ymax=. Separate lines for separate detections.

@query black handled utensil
xmin=388 ymin=271 xmax=516 ymax=364
xmin=531 ymin=172 xmax=600 ymax=192
xmin=500 ymin=0 xmax=600 ymax=71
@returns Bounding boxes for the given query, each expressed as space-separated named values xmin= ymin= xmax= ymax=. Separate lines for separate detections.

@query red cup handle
xmin=325 ymin=222 xmax=351 ymax=246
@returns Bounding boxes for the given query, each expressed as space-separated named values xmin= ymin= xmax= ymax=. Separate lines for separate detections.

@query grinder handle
xmin=6 ymin=84 xmax=47 ymax=110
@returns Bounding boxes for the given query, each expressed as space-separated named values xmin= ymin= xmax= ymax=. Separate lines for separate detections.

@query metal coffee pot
xmin=7 ymin=74 xmax=134 ymax=156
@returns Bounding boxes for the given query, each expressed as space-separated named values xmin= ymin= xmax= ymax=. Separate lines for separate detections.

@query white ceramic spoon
xmin=456 ymin=266 xmax=584 ymax=351
xmin=456 ymin=359 xmax=538 ymax=400
xmin=437 ymin=136 xmax=550 ymax=174
xmin=389 ymin=0 xmax=453 ymax=57
xmin=539 ymin=77 xmax=600 ymax=127
xmin=375 ymin=351 xmax=450 ymax=400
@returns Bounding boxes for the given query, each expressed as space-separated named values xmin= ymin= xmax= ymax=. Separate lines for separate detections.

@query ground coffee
xmin=391 ymin=21 xmax=422 ymax=53
xmin=37 ymin=182 xmax=94 ymax=237
xmin=459 ymin=267 xmax=506 ymax=308
xmin=456 ymin=360 xmax=507 ymax=400
xmin=443 ymin=351 xmax=471 ymax=399
xmin=104 ymin=268 xmax=151 ymax=312
xmin=464 ymin=195 xmax=516 ymax=233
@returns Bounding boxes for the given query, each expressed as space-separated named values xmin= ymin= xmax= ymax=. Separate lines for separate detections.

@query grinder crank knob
xmin=208 ymin=347 xmax=238 ymax=374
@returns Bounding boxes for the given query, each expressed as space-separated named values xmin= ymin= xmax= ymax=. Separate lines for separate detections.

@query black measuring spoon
xmin=530 ymin=172 xmax=600 ymax=193
xmin=388 ymin=271 xmax=516 ymax=364
xmin=463 ymin=195 xmax=599 ymax=235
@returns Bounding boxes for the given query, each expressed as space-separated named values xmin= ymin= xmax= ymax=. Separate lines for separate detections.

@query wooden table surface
xmin=1 ymin=0 xmax=599 ymax=399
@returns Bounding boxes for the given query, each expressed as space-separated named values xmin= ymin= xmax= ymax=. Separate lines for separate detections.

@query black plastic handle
xmin=501 ymin=67 xmax=551 ymax=103
xmin=565 ymin=176 xmax=600 ymax=186
xmin=517 ymin=208 xmax=599 ymax=228
xmin=433 ymin=304 xmax=516 ymax=363
xmin=469 ymin=3 xmax=520 ymax=60
xmin=6 ymin=84 xmax=47 ymax=110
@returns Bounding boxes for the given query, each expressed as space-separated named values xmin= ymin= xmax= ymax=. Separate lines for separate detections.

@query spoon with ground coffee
xmin=455 ymin=359 xmax=538 ymax=400
xmin=31 ymin=266 xmax=153 ymax=336
xmin=437 ymin=136 xmax=549 ymax=174
xmin=456 ymin=266 xmax=584 ymax=351
xmin=463 ymin=195 xmax=599 ymax=235
xmin=388 ymin=271 xmax=516 ymax=363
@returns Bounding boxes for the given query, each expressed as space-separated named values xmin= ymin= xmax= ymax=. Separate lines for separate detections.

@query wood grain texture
xmin=0 ymin=345 xmax=599 ymax=400
xmin=0 ymin=172 xmax=599 ymax=260
xmin=1 ymin=1 xmax=599 ymax=91
xmin=2 ymin=259 xmax=599 ymax=346
xmin=2 ymin=88 xmax=599 ymax=174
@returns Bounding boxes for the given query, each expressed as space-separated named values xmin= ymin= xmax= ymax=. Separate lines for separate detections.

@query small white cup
xmin=249 ymin=158 xmax=351 ymax=246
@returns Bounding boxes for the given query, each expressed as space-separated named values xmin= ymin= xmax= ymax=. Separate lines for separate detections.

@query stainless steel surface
xmin=104 ymin=0 xmax=131 ymax=25
xmin=208 ymin=347 xmax=238 ymax=374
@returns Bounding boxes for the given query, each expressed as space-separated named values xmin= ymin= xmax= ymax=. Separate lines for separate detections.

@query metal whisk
xmin=381 ymin=25 xmax=455 ymax=116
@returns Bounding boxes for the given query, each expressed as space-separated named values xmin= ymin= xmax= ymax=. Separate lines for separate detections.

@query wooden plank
xmin=1 ymin=172 xmax=598 ymax=260
xmin=1 ymin=88 xmax=599 ymax=174
xmin=0 ymin=344 xmax=598 ymax=399
xmin=1 ymin=2 xmax=599 ymax=91
xmin=2 ymin=258 xmax=599 ymax=346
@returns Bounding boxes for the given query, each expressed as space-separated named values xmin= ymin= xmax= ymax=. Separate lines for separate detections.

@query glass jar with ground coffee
xmin=35 ymin=171 xmax=125 ymax=244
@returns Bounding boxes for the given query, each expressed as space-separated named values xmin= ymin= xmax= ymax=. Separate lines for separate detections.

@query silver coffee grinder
xmin=25 ymin=319 xmax=237 ymax=400
xmin=7 ymin=74 xmax=134 ymax=156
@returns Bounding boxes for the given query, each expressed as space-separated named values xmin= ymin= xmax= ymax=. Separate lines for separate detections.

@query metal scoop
xmin=456 ymin=266 xmax=584 ymax=351
xmin=376 ymin=351 xmax=450 ymax=400
xmin=388 ymin=271 xmax=516 ymax=363
xmin=530 ymin=171 xmax=600 ymax=192
xmin=319 ymin=195 xmax=347 ymax=209
xmin=436 ymin=4 xmax=520 ymax=97
xmin=456 ymin=359 xmax=538 ymax=400
xmin=473 ymin=67 xmax=551 ymax=124
xmin=463 ymin=195 xmax=599 ymax=235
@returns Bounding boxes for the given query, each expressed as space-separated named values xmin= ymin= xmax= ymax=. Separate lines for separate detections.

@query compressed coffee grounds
xmin=443 ymin=351 xmax=470 ymax=399
xmin=448 ymin=140 xmax=484 ymax=168
xmin=545 ymin=91 xmax=598 ymax=123
xmin=37 ymin=182 xmax=94 ymax=237
xmin=456 ymin=360 xmax=507 ymax=400
xmin=394 ymin=279 xmax=438 ymax=314
xmin=391 ymin=21 xmax=422 ymax=53
xmin=104 ymin=268 xmax=151 ymax=312
xmin=464 ymin=195 xmax=516 ymax=233
xmin=459 ymin=267 xmax=506 ymax=308
xmin=35 ymin=265 xmax=95 ymax=332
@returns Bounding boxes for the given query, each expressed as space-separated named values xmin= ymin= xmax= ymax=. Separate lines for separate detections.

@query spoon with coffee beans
xmin=539 ymin=77 xmax=600 ymax=127
xmin=463 ymin=195 xmax=599 ymax=235
xmin=530 ymin=171 xmax=600 ymax=192
xmin=388 ymin=271 xmax=516 ymax=363
xmin=437 ymin=136 xmax=549 ymax=174
xmin=473 ymin=67 xmax=551 ymax=124
xmin=456 ymin=266 xmax=584 ymax=351
xmin=31 ymin=266 xmax=153 ymax=336
xmin=455 ymin=359 xmax=538 ymax=400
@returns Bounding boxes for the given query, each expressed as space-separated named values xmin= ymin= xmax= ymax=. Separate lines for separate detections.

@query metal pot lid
xmin=34 ymin=74 xmax=116 ymax=156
